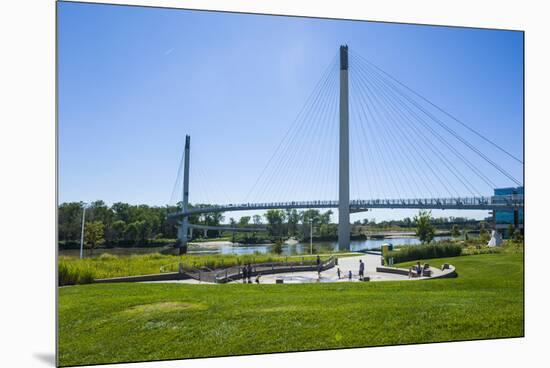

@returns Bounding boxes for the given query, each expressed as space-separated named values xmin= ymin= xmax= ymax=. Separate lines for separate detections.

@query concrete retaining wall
xmin=94 ymin=272 xmax=191 ymax=283
xmin=376 ymin=265 xmax=457 ymax=279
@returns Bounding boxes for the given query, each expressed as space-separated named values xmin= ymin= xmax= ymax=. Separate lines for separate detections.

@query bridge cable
xmin=254 ymin=60 xmax=338 ymax=203
xmin=351 ymin=61 xmax=417 ymax=200
xmin=349 ymin=85 xmax=380 ymax=199
xmin=352 ymin=54 xmax=497 ymax=192
xmin=169 ymin=143 xmax=186 ymax=206
xmin=354 ymin=55 xmax=491 ymax=194
xmin=351 ymin=54 xmax=481 ymax=197
xmin=310 ymin=69 xmax=339 ymax=201
xmin=350 ymin=50 xmax=522 ymax=187
xmin=351 ymin=56 xmax=457 ymax=198
xmin=350 ymin=62 xmax=416 ymax=199
xmin=280 ymin=65 xmax=339 ymax=202
xmin=350 ymin=68 xmax=428 ymax=199
xmin=243 ymin=53 xmax=338 ymax=203
xmin=350 ymin=50 xmax=523 ymax=165
xmin=249 ymin=58 xmax=337 ymax=203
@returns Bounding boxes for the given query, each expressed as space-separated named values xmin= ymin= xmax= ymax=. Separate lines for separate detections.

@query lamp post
xmin=310 ymin=218 xmax=313 ymax=255
xmin=79 ymin=202 xmax=88 ymax=259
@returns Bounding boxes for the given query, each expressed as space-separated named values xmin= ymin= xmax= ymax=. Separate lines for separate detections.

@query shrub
xmin=385 ymin=242 xmax=462 ymax=264
xmin=271 ymin=240 xmax=283 ymax=255
xmin=58 ymin=259 xmax=96 ymax=286
xmin=98 ymin=253 xmax=118 ymax=261
xmin=462 ymin=246 xmax=502 ymax=256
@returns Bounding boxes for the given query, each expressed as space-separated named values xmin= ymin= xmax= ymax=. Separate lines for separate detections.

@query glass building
xmin=493 ymin=186 xmax=524 ymax=235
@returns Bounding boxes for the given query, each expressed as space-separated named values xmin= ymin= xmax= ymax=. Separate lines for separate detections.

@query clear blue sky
xmin=58 ymin=2 xmax=523 ymax=222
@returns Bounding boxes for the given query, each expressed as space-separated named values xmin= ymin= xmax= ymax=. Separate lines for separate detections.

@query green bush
xmin=462 ymin=246 xmax=502 ymax=256
xmin=384 ymin=242 xmax=462 ymax=264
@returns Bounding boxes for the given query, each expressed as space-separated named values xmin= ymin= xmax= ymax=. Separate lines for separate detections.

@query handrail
xmin=167 ymin=195 xmax=524 ymax=218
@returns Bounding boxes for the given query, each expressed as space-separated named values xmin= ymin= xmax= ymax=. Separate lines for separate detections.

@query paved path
xmin=231 ymin=253 xmax=410 ymax=284
xmin=145 ymin=253 xmax=451 ymax=285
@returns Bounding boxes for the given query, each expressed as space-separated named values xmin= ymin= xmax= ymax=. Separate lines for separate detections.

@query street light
xmin=79 ymin=202 xmax=88 ymax=259
xmin=310 ymin=218 xmax=313 ymax=255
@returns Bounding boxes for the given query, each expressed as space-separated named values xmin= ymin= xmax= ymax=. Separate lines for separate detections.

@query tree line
xmin=58 ymin=201 xmax=229 ymax=248
xmin=59 ymin=200 xmax=489 ymax=249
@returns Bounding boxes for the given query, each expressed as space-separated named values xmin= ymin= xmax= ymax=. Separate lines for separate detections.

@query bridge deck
xmin=167 ymin=196 xmax=523 ymax=218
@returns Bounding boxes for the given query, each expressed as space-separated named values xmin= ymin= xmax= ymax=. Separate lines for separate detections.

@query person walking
xmin=348 ymin=270 xmax=352 ymax=281
xmin=358 ymin=259 xmax=365 ymax=281
xmin=416 ymin=261 xmax=422 ymax=277
xmin=247 ymin=263 xmax=253 ymax=283
xmin=337 ymin=267 xmax=341 ymax=279
xmin=242 ymin=264 xmax=247 ymax=284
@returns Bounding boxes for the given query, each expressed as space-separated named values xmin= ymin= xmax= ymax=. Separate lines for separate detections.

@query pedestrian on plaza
xmin=416 ymin=262 xmax=422 ymax=277
xmin=242 ymin=264 xmax=247 ymax=284
xmin=358 ymin=259 xmax=365 ymax=280
xmin=247 ymin=263 xmax=253 ymax=283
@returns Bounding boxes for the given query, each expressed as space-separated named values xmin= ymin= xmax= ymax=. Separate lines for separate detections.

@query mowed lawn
xmin=58 ymin=252 xmax=523 ymax=366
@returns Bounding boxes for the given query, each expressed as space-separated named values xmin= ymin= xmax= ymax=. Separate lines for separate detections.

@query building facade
xmin=492 ymin=186 xmax=524 ymax=236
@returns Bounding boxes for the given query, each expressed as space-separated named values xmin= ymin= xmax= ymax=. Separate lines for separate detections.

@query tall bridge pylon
xmin=177 ymin=135 xmax=191 ymax=254
xmin=338 ymin=45 xmax=351 ymax=249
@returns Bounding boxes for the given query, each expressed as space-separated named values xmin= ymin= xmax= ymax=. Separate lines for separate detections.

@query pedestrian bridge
xmin=168 ymin=195 xmax=523 ymax=219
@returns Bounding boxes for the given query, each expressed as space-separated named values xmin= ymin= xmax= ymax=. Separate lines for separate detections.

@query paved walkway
xmin=144 ymin=253 xmax=452 ymax=285
xmin=229 ymin=253 xmax=409 ymax=284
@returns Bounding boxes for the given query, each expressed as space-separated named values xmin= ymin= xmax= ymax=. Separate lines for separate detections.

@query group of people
xmin=408 ymin=262 xmax=429 ymax=278
xmin=336 ymin=259 xmax=367 ymax=281
xmin=241 ymin=263 xmax=261 ymax=284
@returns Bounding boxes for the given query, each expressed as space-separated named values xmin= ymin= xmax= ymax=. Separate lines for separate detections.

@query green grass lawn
xmin=58 ymin=252 xmax=523 ymax=367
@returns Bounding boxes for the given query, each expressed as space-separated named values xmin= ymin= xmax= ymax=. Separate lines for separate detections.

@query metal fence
xmin=166 ymin=257 xmax=336 ymax=284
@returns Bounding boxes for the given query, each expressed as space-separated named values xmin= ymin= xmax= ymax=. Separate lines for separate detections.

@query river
xmin=190 ymin=235 xmax=451 ymax=255
xmin=59 ymin=236 xmax=451 ymax=257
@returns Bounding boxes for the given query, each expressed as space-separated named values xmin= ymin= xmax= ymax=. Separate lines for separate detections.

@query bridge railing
xmin=167 ymin=195 xmax=523 ymax=218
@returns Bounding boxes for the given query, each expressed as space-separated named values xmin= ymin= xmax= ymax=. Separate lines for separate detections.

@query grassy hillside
xmin=58 ymin=252 xmax=523 ymax=366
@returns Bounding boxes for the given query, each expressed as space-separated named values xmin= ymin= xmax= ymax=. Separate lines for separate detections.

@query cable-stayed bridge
xmin=168 ymin=45 xmax=523 ymax=253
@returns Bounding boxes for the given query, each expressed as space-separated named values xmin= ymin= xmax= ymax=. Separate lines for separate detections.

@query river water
xmin=191 ymin=236 xmax=451 ymax=255
xmin=59 ymin=236 xmax=451 ymax=257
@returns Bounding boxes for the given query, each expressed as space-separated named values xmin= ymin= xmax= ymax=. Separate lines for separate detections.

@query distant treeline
xmin=352 ymin=216 xmax=486 ymax=230
xmin=58 ymin=201 xmax=486 ymax=249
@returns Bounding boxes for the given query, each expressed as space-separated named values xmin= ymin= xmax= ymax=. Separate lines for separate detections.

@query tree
xmin=508 ymin=224 xmax=515 ymax=239
xmin=252 ymin=215 xmax=262 ymax=225
xmin=264 ymin=209 xmax=285 ymax=237
xmin=414 ymin=210 xmax=435 ymax=243
xmin=229 ymin=218 xmax=237 ymax=243
xmin=301 ymin=209 xmax=320 ymax=237
xmin=84 ymin=221 xmax=104 ymax=255
xmin=479 ymin=221 xmax=490 ymax=243
xmin=320 ymin=210 xmax=333 ymax=225
xmin=110 ymin=220 xmax=126 ymax=243
xmin=58 ymin=202 xmax=86 ymax=241
xmin=451 ymin=224 xmax=461 ymax=238
xmin=271 ymin=239 xmax=284 ymax=255
xmin=512 ymin=229 xmax=523 ymax=243
xmin=124 ymin=221 xmax=140 ymax=243
xmin=238 ymin=216 xmax=251 ymax=227
xmin=286 ymin=209 xmax=300 ymax=236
